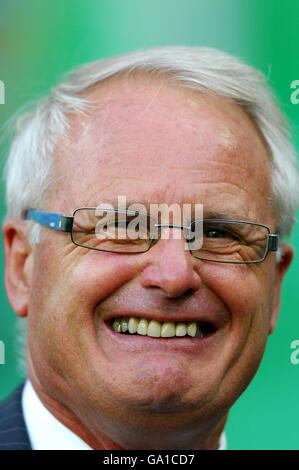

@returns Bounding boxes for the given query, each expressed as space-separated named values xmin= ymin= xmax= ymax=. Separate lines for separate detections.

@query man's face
xmin=20 ymin=76 xmax=287 ymax=448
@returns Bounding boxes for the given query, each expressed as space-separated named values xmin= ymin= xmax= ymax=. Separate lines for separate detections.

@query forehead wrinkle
xmin=52 ymin=78 xmax=273 ymax=223
xmin=166 ymin=158 xmax=253 ymax=175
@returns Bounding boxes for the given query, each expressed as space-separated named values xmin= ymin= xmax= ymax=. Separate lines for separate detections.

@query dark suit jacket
xmin=0 ymin=382 xmax=32 ymax=450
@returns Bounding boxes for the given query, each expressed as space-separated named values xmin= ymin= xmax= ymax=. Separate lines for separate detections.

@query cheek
xmin=27 ymin=243 xmax=142 ymax=370
xmin=202 ymin=262 xmax=274 ymax=350
xmin=197 ymin=264 xmax=274 ymax=401
xmin=204 ymin=263 xmax=271 ymax=313
xmin=68 ymin=251 xmax=143 ymax=307
xmin=32 ymin=240 xmax=142 ymax=308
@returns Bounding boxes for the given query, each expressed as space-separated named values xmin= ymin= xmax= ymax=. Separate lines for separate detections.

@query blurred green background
xmin=0 ymin=0 xmax=298 ymax=450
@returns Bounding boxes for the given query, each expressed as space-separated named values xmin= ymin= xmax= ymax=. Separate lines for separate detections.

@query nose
xmin=140 ymin=230 xmax=202 ymax=298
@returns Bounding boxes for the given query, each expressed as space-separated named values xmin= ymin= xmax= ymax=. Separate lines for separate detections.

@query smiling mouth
xmin=109 ymin=317 xmax=215 ymax=338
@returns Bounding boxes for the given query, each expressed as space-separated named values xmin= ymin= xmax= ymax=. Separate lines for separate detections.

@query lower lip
xmin=102 ymin=321 xmax=219 ymax=355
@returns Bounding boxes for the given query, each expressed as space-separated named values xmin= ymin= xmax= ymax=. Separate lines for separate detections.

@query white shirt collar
xmin=22 ymin=380 xmax=92 ymax=450
xmin=218 ymin=431 xmax=227 ymax=450
xmin=22 ymin=379 xmax=226 ymax=450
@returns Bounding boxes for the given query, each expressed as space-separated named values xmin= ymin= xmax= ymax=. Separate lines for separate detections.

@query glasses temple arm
xmin=24 ymin=210 xmax=73 ymax=232
xmin=268 ymin=234 xmax=279 ymax=252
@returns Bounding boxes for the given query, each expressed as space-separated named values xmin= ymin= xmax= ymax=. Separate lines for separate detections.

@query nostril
xmin=164 ymin=287 xmax=195 ymax=300
xmin=140 ymin=237 xmax=202 ymax=298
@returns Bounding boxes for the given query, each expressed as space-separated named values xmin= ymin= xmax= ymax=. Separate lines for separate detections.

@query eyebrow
xmin=202 ymin=208 xmax=250 ymax=221
xmin=96 ymin=198 xmax=151 ymax=212
xmin=93 ymin=200 xmax=251 ymax=222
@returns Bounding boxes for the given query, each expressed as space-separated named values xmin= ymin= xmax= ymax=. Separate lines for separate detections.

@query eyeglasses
xmin=24 ymin=208 xmax=279 ymax=264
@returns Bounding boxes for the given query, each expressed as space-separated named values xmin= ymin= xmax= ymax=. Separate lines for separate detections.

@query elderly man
xmin=0 ymin=46 xmax=298 ymax=450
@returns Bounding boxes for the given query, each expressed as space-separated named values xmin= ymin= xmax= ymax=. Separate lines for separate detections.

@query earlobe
xmin=269 ymin=243 xmax=294 ymax=334
xmin=2 ymin=219 xmax=32 ymax=318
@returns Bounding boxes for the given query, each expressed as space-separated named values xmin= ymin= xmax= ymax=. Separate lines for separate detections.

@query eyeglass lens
xmin=71 ymin=209 xmax=269 ymax=262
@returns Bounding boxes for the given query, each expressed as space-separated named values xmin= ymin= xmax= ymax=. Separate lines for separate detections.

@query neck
xmin=27 ymin=374 xmax=227 ymax=450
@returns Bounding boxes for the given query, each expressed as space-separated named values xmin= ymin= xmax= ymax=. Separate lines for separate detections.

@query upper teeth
xmin=111 ymin=317 xmax=205 ymax=338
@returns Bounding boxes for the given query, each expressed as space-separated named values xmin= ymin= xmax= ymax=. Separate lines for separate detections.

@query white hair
xmin=3 ymin=46 xmax=299 ymax=374
xmin=4 ymin=46 xmax=299 ymax=241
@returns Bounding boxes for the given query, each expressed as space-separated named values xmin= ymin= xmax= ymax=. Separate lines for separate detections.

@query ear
xmin=2 ymin=219 xmax=33 ymax=318
xmin=269 ymin=243 xmax=294 ymax=334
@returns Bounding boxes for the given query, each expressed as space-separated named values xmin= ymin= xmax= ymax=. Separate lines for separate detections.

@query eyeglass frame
xmin=24 ymin=207 xmax=279 ymax=264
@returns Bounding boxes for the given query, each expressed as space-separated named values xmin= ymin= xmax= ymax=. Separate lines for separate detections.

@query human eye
xmin=204 ymin=227 xmax=227 ymax=238
xmin=72 ymin=214 xmax=96 ymax=233
xmin=95 ymin=212 xmax=149 ymax=244
xmin=203 ymin=223 xmax=239 ymax=240
xmin=72 ymin=209 xmax=151 ymax=252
